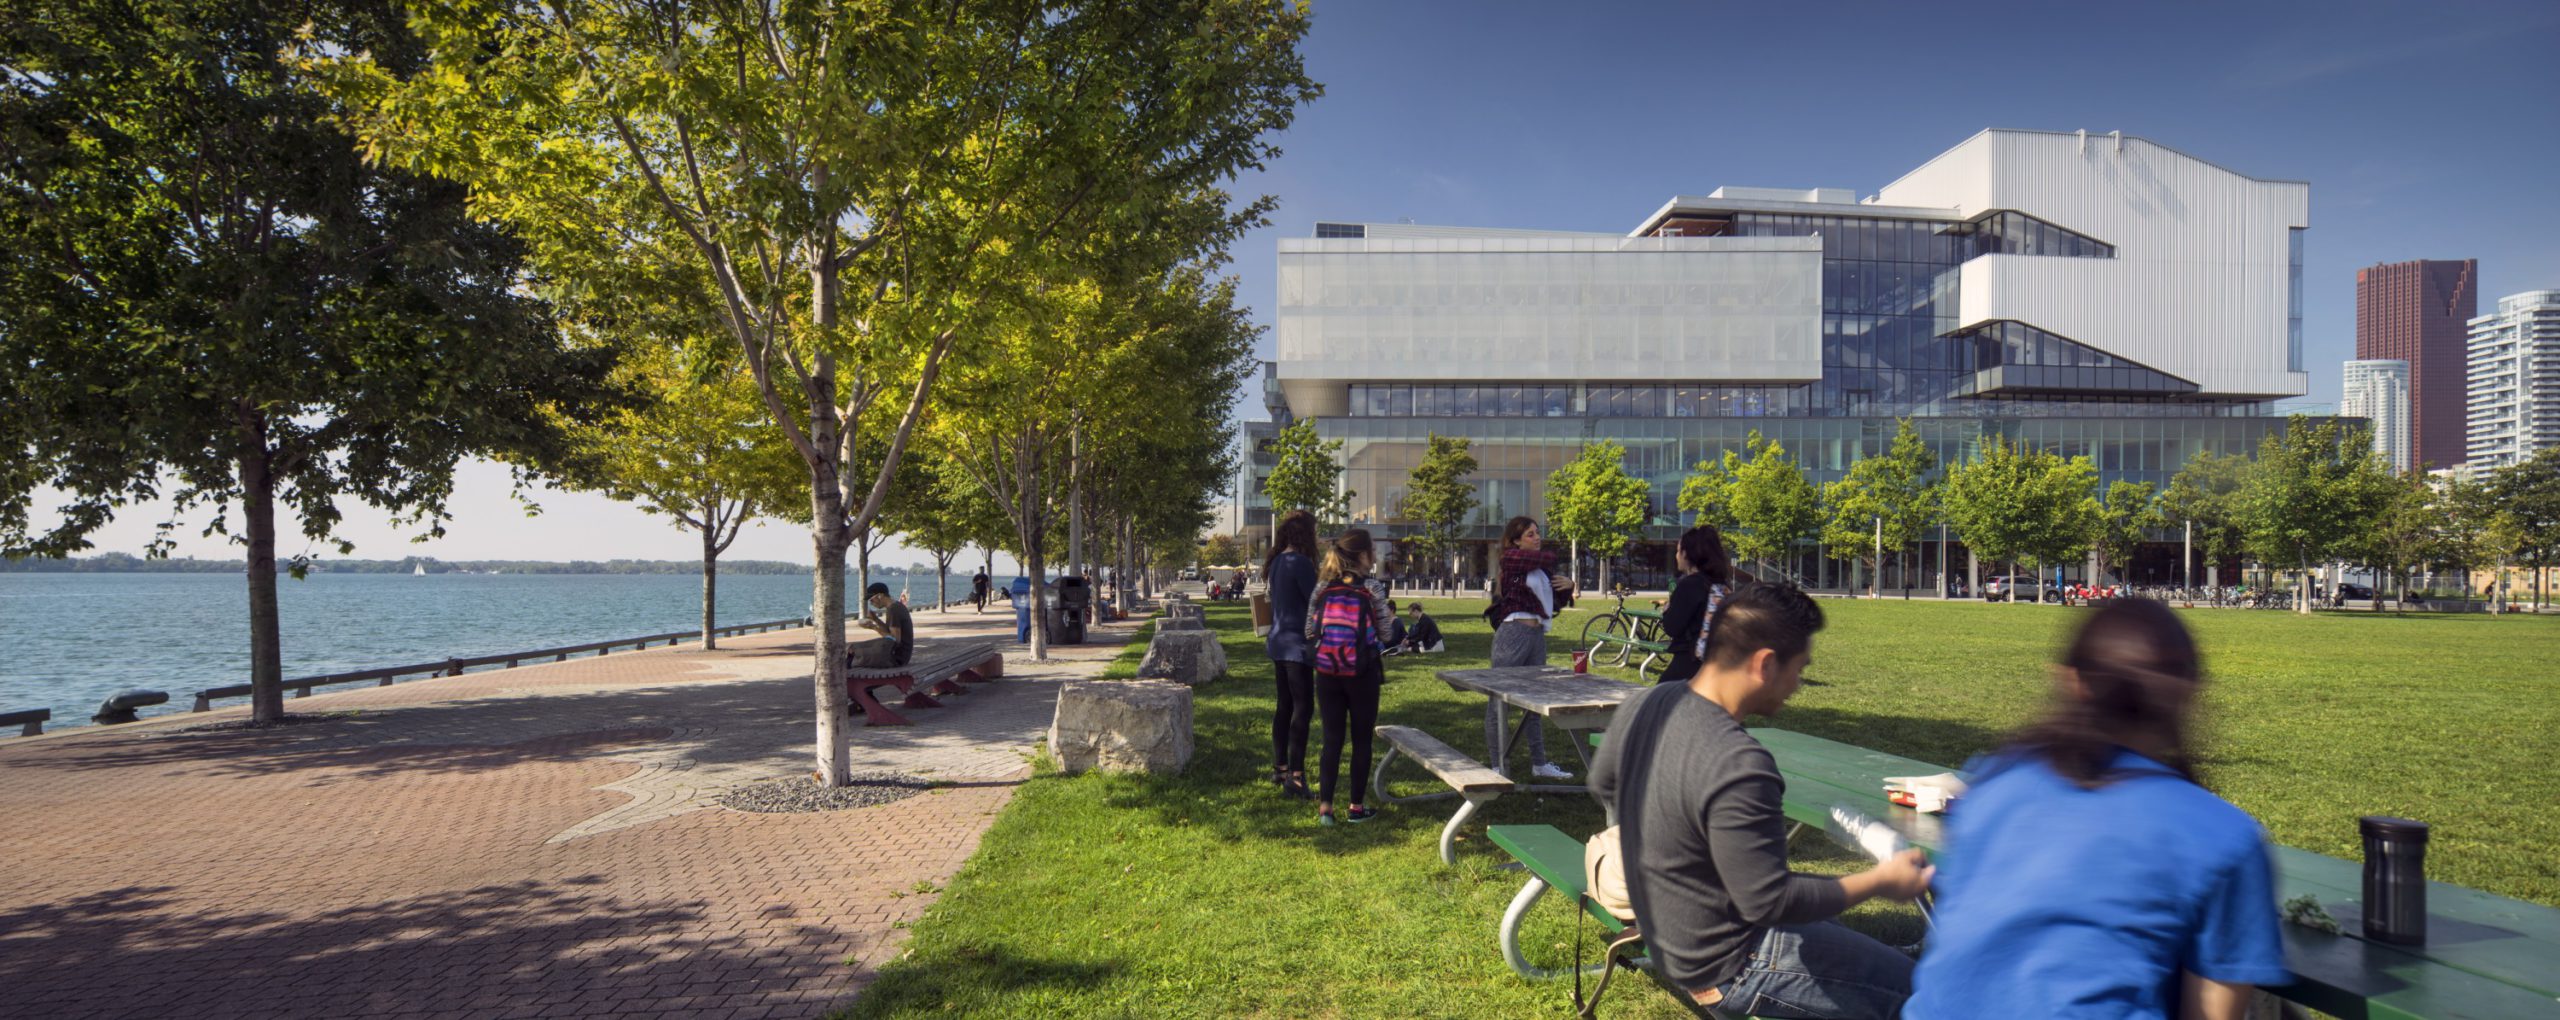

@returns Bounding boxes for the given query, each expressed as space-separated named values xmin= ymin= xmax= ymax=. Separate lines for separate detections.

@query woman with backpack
xmin=1488 ymin=516 xmax=1576 ymax=780
xmin=1905 ymin=598 xmax=2288 ymax=1020
xmin=1657 ymin=524 xmax=1736 ymax=685
xmin=1302 ymin=528 xmax=1388 ymax=825
xmin=1263 ymin=511 xmax=1321 ymax=799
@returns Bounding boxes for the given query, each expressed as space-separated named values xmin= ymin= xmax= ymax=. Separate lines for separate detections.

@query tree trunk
xmin=810 ymin=492 xmax=853 ymax=786
xmin=2298 ymin=554 xmax=2314 ymax=615
xmin=238 ymin=439 xmax=284 ymax=725
xmin=1570 ymin=538 xmax=1581 ymax=590
xmin=935 ymin=551 xmax=955 ymax=611
xmin=701 ymin=522 xmax=720 ymax=650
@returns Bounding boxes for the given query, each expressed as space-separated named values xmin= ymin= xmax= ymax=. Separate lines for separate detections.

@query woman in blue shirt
xmin=1908 ymin=598 xmax=2289 ymax=1020
xmin=1262 ymin=510 xmax=1321 ymax=799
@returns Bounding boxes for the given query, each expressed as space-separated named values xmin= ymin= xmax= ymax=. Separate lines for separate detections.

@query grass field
xmin=841 ymin=598 xmax=2560 ymax=1018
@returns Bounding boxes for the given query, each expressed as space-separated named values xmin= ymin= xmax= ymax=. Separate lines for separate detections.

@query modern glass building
xmin=2466 ymin=290 xmax=2560 ymax=471
xmin=1272 ymin=129 xmax=2340 ymax=588
xmin=2343 ymin=359 xmax=2412 ymax=473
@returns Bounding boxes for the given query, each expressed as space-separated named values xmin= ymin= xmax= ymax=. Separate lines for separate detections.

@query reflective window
xmin=2288 ymin=228 xmax=2305 ymax=373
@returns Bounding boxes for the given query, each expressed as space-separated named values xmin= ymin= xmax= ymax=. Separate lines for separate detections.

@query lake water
xmin=0 ymin=571 xmax=992 ymax=730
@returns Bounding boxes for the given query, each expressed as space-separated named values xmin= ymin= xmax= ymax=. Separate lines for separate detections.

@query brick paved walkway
xmin=0 ymin=606 xmax=1144 ymax=1019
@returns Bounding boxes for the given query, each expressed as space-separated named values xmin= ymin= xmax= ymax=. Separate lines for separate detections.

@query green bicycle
xmin=1577 ymin=586 xmax=1671 ymax=684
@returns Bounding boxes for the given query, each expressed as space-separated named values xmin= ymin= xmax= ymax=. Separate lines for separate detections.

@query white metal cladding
xmin=1881 ymin=130 xmax=2311 ymax=399
xmin=1274 ymin=235 xmax=1823 ymax=418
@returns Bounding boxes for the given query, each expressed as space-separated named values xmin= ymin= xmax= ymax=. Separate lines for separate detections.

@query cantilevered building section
xmin=1273 ymin=129 xmax=2326 ymax=588
xmin=2467 ymin=290 xmax=2560 ymax=471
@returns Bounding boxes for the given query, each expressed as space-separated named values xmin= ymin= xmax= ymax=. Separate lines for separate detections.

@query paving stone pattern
xmin=0 ymin=606 xmax=1143 ymax=1019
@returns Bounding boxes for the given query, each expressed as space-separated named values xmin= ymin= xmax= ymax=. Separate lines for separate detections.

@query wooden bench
xmin=1369 ymin=724 xmax=1513 ymax=865
xmin=1751 ymin=728 xmax=2560 ymax=1020
xmin=843 ymin=642 xmax=1001 ymax=727
xmin=1488 ymin=824 xmax=1768 ymax=1018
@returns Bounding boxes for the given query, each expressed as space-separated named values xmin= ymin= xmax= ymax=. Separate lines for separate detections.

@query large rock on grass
xmin=1137 ymin=627 xmax=1226 ymax=684
xmin=1156 ymin=614 xmax=1204 ymax=632
xmin=1049 ymin=680 xmax=1193 ymax=775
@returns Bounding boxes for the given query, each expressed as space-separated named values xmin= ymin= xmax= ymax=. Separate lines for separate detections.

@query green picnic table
xmin=1750 ymin=727 xmax=2560 ymax=1020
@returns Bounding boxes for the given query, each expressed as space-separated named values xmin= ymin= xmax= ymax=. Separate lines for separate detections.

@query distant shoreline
xmin=0 ymin=554 xmax=966 ymax=577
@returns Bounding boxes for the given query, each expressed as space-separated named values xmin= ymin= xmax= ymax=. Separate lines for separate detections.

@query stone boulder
xmin=1049 ymin=680 xmax=1193 ymax=775
xmin=1136 ymin=627 xmax=1226 ymax=684
xmin=1156 ymin=614 xmax=1204 ymax=632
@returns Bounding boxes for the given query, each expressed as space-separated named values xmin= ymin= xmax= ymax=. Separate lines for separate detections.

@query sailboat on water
xmin=412 ymin=562 xmax=426 ymax=576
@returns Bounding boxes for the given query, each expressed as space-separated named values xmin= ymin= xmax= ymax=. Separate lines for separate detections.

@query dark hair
xmin=1265 ymin=510 xmax=1319 ymax=575
xmin=1500 ymin=516 xmax=1538 ymax=550
xmin=1320 ymin=528 xmax=1375 ymax=581
xmin=1678 ymin=525 xmax=1734 ymax=586
xmin=1703 ymin=582 xmax=1825 ymax=669
xmin=2008 ymin=598 xmax=2203 ymax=788
xmin=864 ymin=582 xmax=890 ymax=599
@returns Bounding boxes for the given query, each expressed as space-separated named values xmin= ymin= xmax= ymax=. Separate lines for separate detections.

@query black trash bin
xmin=1055 ymin=576 xmax=1091 ymax=645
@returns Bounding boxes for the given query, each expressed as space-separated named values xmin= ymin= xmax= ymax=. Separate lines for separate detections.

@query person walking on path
xmin=1488 ymin=516 xmax=1576 ymax=780
xmin=1905 ymin=599 xmax=2287 ymax=1020
xmin=1658 ymin=525 xmax=1737 ymax=686
xmin=1303 ymin=528 xmax=1387 ymax=826
xmin=970 ymin=571 xmax=990 ymax=613
xmin=1590 ymin=583 xmax=1933 ymax=1019
xmin=1263 ymin=510 xmax=1321 ymax=799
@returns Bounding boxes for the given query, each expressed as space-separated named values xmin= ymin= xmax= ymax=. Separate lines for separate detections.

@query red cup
xmin=1572 ymin=649 xmax=1591 ymax=673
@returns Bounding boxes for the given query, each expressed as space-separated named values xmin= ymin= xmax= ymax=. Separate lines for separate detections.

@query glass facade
xmin=1342 ymin=382 xmax=2268 ymax=419
xmin=2288 ymin=227 xmax=2306 ymax=373
xmin=1953 ymin=321 xmax=2199 ymax=396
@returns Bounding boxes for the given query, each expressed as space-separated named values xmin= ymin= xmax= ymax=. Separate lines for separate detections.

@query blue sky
xmin=50 ymin=1 xmax=2560 ymax=565
xmin=1227 ymin=0 xmax=2560 ymax=413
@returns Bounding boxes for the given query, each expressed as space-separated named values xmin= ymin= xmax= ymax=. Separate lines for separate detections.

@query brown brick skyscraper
xmin=2357 ymin=259 xmax=2477 ymax=469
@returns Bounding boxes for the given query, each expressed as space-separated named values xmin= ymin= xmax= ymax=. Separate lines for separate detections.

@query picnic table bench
xmin=1370 ymin=724 xmax=1513 ymax=865
xmin=843 ymin=642 xmax=1001 ymax=726
xmin=1437 ymin=665 xmax=1640 ymax=793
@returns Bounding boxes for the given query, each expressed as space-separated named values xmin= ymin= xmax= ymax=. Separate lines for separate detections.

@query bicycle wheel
xmin=1580 ymin=613 xmax=1629 ymax=667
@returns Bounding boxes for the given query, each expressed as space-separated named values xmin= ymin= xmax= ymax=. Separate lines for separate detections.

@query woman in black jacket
xmin=1656 ymin=525 xmax=1736 ymax=684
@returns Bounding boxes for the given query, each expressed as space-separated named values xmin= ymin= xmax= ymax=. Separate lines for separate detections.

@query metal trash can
xmin=1055 ymin=576 xmax=1091 ymax=645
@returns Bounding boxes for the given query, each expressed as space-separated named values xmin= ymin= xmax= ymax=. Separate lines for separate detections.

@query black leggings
xmin=1271 ymin=659 xmax=1315 ymax=773
xmin=1314 ymin=668 xmax=1382 ymax=807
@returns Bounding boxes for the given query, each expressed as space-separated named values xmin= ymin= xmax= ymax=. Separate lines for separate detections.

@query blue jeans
xmin=1695 ymin=922 xmax=1912 ymax=1020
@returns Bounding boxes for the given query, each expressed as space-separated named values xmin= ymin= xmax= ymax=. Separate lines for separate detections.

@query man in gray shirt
xmin=1590 ymin=583 xmax=1931 ymax=1019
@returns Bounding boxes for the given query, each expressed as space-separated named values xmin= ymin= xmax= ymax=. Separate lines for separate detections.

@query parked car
xmin=2334 ymin=582 xmax=2375 ymax=601
xmin=1981 ymin=575 xmax=2061 ymax=603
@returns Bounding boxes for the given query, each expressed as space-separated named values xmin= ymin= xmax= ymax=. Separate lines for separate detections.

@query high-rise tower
xmin=2356 ymin=259 xmax=2477 ymax=469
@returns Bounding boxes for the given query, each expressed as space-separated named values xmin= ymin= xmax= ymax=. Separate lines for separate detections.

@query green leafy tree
xmin=1817 ymin=420 xmax=1940 ymax=597
xmin=568 ymin=345 xmax=800 ymax=648
xmin=1265 ymin=420 xmax=1352 ymax=526
xmin=2160 ymin=450 xmax=2250 ymax=588
xmin=1544 ymin=440 xmax=1651 ymax=591
xmin=2353 ymin=471 xmax=2449 ymax=611
xmin=2442 ymin=477 xmax=2526 ymax=613
xmin=1709 ymin=432 xmax=1820 ymax=582
xmin=0 ymin=0 xmax=623 ymax=724
xmin=2489 ymin=446 xmax=2560 ymax=609
xmin=1940 ymin=437 xmax=2097 ymax=602
xmin=2236 ymin=417 xmax=2394 ymax=615
xmin=1199 ymin=534 xmax=1246 ymax=570
xmin=1398 ymin=434 xmax=1480 ymax=583
xmin=2084 ymin=480 xmax=2163 ymax=585
xmin=1677 ymin=448 xmax=1739 ymax=530
xmin=327 ymin=1 xmax=1314 ymax=783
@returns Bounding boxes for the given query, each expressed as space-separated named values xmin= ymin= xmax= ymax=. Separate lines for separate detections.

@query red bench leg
xmin=973 ymin=655 xmax=1003 ymax=680
xmin=930 ymin=675 xmax=969 ymax=697
xmin=849 ymin=678 xmax=915 ymax=726
xmin=899 ymin=676 xmax=944 ymax=709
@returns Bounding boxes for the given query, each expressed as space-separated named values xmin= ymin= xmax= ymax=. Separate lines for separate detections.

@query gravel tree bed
xmin=717 ymin=771 xmax=932 ymax=813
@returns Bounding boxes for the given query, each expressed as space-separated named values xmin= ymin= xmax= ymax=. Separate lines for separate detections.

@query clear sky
xmin=38 ymin=0 xmax=2560 ymax=567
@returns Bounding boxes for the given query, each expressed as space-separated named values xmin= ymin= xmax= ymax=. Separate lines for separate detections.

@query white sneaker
xmin=1530 ymin=763 xmax=1574 ymax=781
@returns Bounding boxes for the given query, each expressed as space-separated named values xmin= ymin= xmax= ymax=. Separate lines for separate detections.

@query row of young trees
xmin=3 ymin=0 xmax=1314 ymax=786
xmin=1259 ymin=415 xmax=2560 ymax=615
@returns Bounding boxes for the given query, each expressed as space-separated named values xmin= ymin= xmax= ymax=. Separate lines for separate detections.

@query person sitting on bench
xmin=848 ymin=582 xmax=914 ymax=669
xmin=1589 ymin=582 xmax=1932 ymax=1019
xmin=1905 ymin=598 xmax=2286 ymax=1020
xmin=1385 ymin=602 xmax=1443 ymax=655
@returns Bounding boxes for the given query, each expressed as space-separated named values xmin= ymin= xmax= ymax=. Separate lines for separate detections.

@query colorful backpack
xmin=1312 ymin=580 xmax=1376 ymax=678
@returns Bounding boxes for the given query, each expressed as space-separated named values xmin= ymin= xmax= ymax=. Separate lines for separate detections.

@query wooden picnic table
xmin=1437 ymin=665 xmax=1640 ymax=793
xmin=1752 ymin=727 xmax=2560 ymax=1020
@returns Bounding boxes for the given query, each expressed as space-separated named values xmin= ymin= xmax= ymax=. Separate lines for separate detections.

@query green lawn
xmin=841 ymin=599 xmax=2560 ymax=1018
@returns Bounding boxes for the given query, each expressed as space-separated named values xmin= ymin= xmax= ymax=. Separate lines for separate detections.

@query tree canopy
xmin=1397 ymin=434 xmax=1479 ymax=577
xmin=1543 ymin=440 xmax=1650 ymax=589
xmin=1817 ymin=419 xmax=1939 ymax=595
xmin=1938 ymin=436 xmax=2096 ymax=597
xmin=1265 ymin=419 xmax=1351 ymax=526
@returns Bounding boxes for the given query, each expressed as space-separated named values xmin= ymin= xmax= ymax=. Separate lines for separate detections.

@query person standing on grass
xmin=1263 ymin=510 xmax=1321 ymax=800
xmin=1302 ymin=528 xmax=1387 ymax=825
xmin=1488 ymin=516 xmax=1576 ymax=780
xmin=1905 ymin=599 xmax=2287 ymax=1020
xmin=1658 ymin=524 xmax=1737 ymax=686
xmin=1590 ymin=582 xmax=1932 ymax=1019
